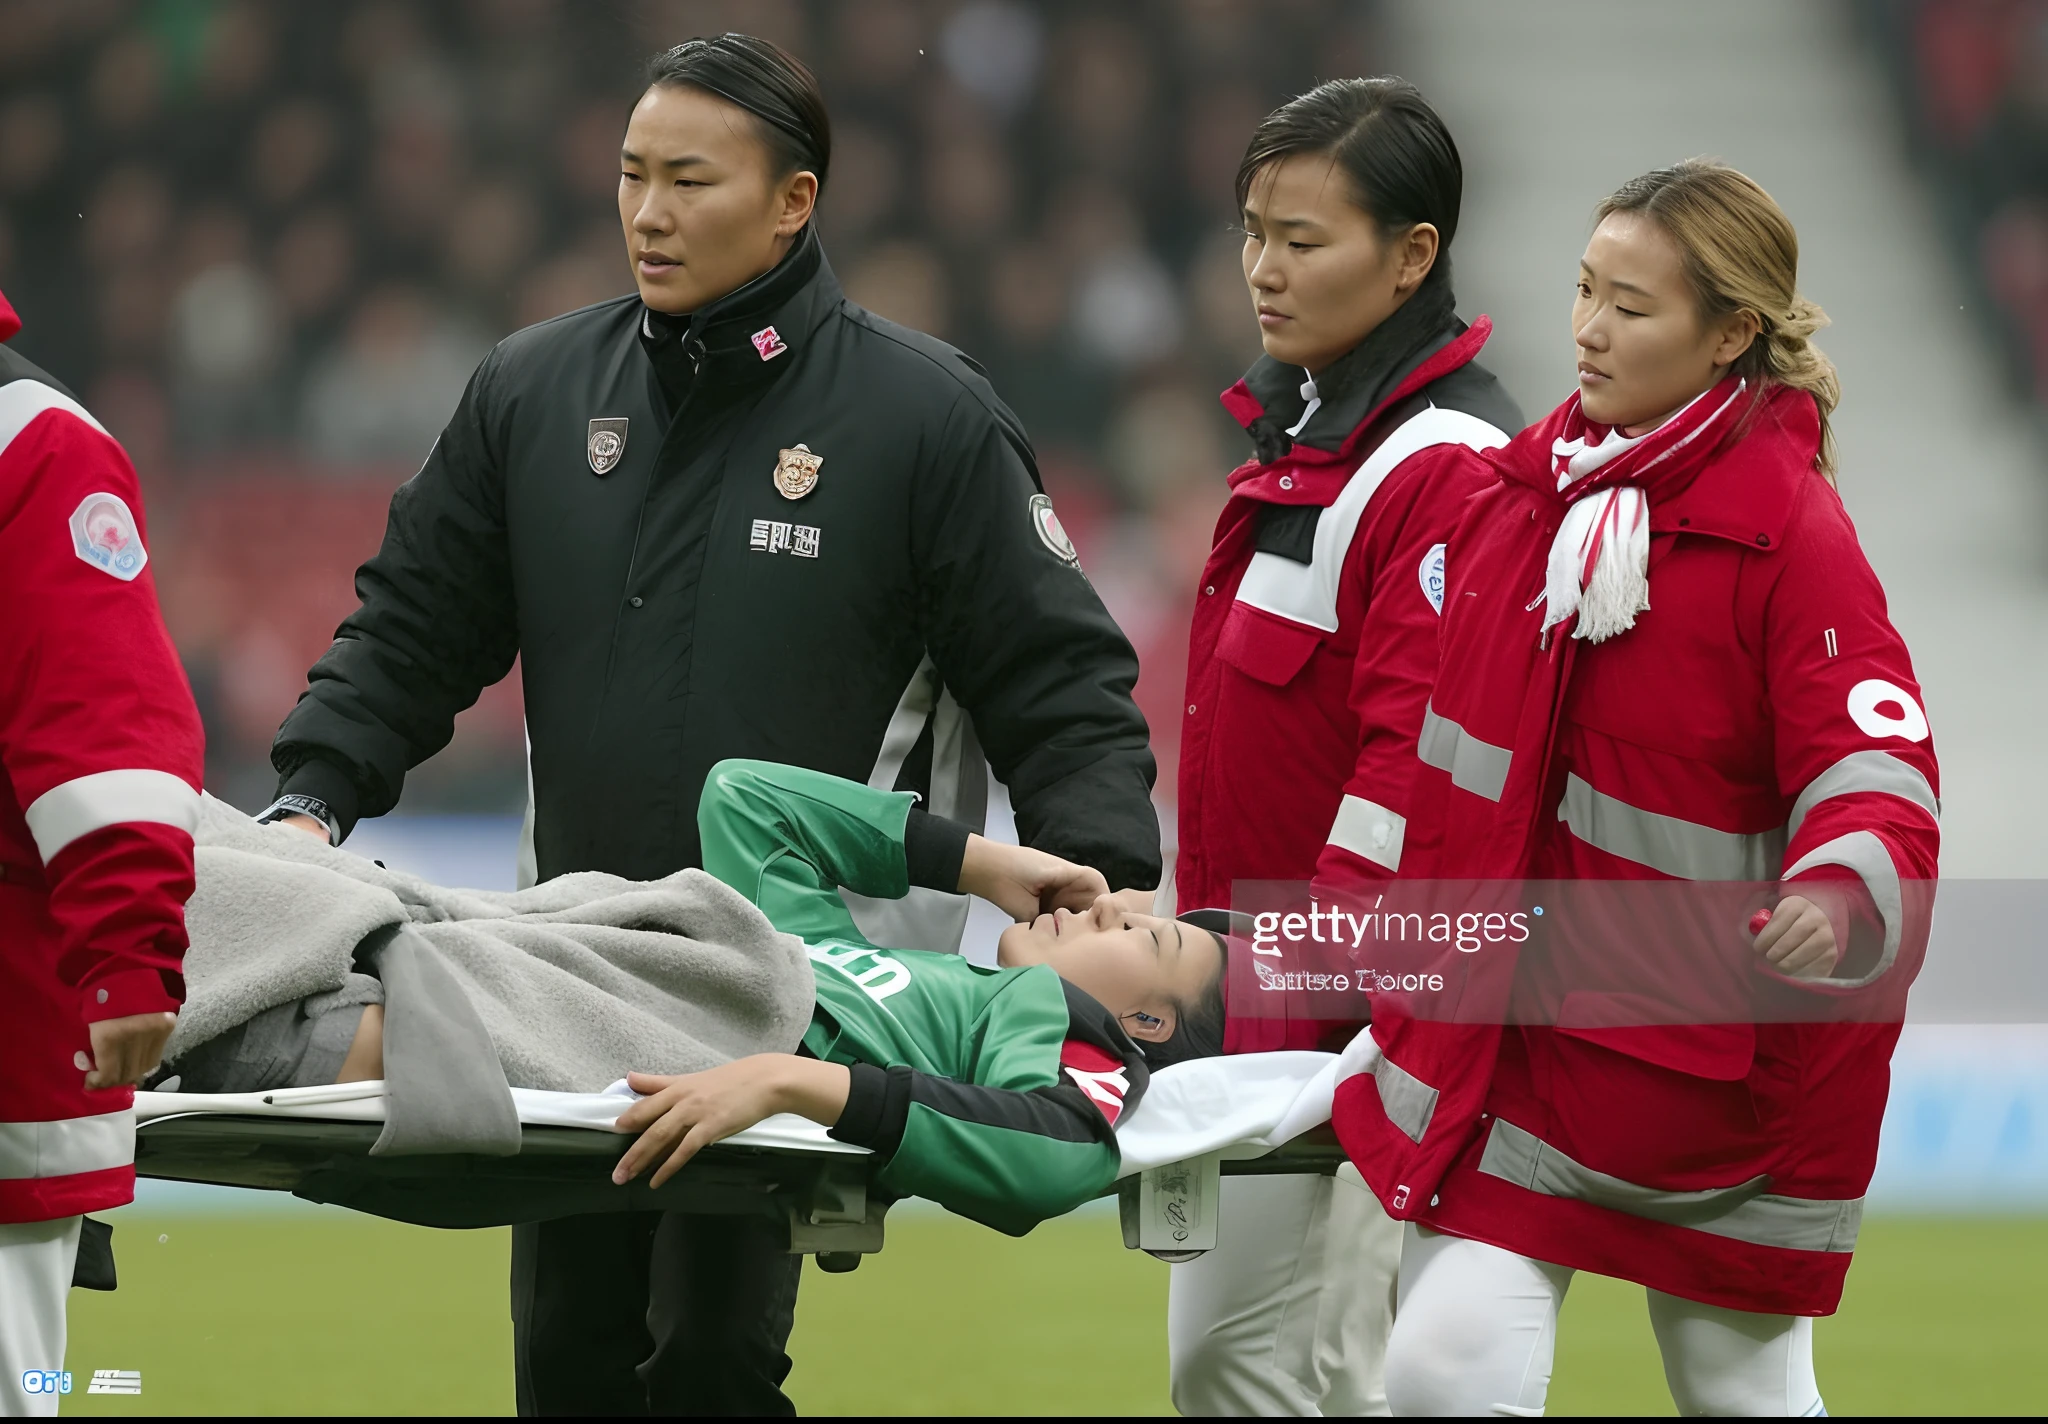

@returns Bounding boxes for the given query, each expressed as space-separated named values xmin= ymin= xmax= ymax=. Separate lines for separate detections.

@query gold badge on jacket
xmin=774 ymin=443 xmax=822 ymax=500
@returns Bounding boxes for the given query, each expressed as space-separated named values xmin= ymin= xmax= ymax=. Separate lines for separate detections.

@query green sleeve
xmin=696 ymin=759 xmax=913 ymax=947
xmin=876 ymin=1085 xmax=1123 ymax=1236
xmin=849 ymin=972 xmax=1125 ymax=1235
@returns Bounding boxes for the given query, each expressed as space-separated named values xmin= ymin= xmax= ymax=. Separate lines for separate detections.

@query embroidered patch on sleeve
xmin=1029 ymin=493 xmax=1079 ymax=566
xmin=1060 ymin=1038 xmax=1130 ymax=1124
xmin=70 ymin=492 xmax=148 ymax=581
xmin=1417 ymin=542 xmax=1446 ymax=615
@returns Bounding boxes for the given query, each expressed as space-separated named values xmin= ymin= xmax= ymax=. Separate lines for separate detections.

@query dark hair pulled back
xmin=1235 ymin=77 xmax=1462 ymax=289
xmin=646 ymin=33 xmax=831 ymax=191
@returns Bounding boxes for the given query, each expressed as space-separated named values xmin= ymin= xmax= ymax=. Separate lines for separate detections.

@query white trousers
xmin=1167 ymin=1164 xmax=1401 ymax=1416
xmin=0 ymin=1218 xmax=82 ymax=1420
xmin=1384 ymin=1226 xmax=1824 ymax=1417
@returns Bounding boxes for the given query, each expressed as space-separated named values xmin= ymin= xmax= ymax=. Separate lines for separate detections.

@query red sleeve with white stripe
xmin=1763 ymin=482 xmax=1939 ymax=984
xmin=1314 ymin=449 xmax=1490 ymax=891
xmin=0 ymin=379 xmax=204 ymax=1021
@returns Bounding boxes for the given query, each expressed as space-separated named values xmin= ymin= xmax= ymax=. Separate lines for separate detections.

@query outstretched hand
xmin=957 ymin=834 xmax=1110 ymax=921
xmin=611 ymin=1056 xmax=851 ymax=1190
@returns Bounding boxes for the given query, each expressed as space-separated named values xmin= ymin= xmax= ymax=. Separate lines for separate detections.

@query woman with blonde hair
xmin=1333 ymin=160 xmax=1941 ymax=1414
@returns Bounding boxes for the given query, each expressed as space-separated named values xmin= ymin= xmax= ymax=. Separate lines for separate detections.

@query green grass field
xmin=58 ymin=1208 xmax=2048 ymax=1415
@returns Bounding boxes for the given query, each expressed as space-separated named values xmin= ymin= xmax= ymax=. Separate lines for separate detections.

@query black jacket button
xmin=629 ymin=596 xmax=644 ymax=608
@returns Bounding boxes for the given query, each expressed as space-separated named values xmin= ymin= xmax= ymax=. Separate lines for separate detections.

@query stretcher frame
xmin=133 ymin=1110 xmax=1347 ymax=1271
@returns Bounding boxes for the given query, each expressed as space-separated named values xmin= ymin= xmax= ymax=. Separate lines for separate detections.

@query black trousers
xmin=510 ymin=1210 xmax=802 ymax=1416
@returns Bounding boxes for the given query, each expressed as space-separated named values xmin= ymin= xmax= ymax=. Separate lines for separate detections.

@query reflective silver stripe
xmin=925 ymin=684 xmax=988 ymax=828
xmin=516 ymin=722 xmax=537 ymax=889
xmin=0 ymin=1109 xmax=135 ymax=1180
xmin=1328 ymin=794 xmax=1407 ymax=872
xmin=24 ymin=770 xmax=201 ymax=863
xmin=840 ymin=657 xmax=987 ymax=955
xmin=1477 ymin=1118 xmax=1862 ymax=1252
xmin=1557 ymin=774 xmax=1785 ymax=881
xmin=864 ymin=654 xmax=940 ymax=794
xmin=1788 ymin=750 xmax=1939 ymax=842
xmin=1416 ymin=703 xmax=1512 ymax=802
xmin=1369 ymin=1054 xmax=1440 ymax=1144
xmin=1783 ymin=830 xmax=1905 ymax=987
xmin=1234 ymin=405 xmax=1508 ymax=634
xmin=0 ymin=377 xmax=110 ymax=460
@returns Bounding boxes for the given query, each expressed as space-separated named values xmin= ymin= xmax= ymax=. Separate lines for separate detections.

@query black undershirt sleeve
xmin=902 ymin=807 xmax=970 ymax=893
xmin=830 ymin=1062 xmax=912 ymax=1158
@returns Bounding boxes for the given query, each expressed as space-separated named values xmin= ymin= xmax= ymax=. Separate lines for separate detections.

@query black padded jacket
xmin=270 ymin=227 xmax=1160 ymax=901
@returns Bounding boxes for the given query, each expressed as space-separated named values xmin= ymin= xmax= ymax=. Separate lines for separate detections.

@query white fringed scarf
xmin=1538 ymin=379 xmax=1746 ymax=644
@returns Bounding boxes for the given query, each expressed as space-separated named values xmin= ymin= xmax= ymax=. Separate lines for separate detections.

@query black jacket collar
xmin=1240 ymin=277 xmax=1462 ymax=462
xmin=639 ymin=224 xmax=842 ymax=410
xmin=1060 ymin=979 xmax=1162 ymax=1093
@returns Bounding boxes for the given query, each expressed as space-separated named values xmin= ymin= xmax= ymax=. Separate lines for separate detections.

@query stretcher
xmin=132 ymin=1050 xmax=1354 ymax=1271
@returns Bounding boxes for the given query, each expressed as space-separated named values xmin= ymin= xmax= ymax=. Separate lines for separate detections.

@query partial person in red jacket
xmin=1157 ymin=79 xmax=1522 ymax=1418
xmin=0 ymin=287 xmax=204 ymax=1415
xmin=1335 ymin=163 xmax=1939 ymax=1417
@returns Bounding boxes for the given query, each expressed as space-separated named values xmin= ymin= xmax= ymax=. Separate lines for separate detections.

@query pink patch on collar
xmin=750 ymin=325 xmax=788 ymax=361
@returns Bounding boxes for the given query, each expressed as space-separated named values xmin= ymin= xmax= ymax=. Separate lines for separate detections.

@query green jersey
xmin=697 ymin=760 xmax=1147 ymax=1235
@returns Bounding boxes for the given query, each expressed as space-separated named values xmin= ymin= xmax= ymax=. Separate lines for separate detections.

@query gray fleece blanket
xmin=170 ymin=796 xmax=814 ymax=1156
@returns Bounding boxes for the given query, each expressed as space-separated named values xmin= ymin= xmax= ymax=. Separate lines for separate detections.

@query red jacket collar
xmin=1221 ymin=316 xmax=1495 ymax=507
xmin=0 ymin=288 xmax=19 ymax=344
xmin=1649 ymin=386 xmax=1821 ymax=552
xmin=1489 ymin=379 xmax=1820 ymax=554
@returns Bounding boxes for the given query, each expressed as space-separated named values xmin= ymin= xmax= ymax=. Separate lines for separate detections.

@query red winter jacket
xmin=1174 ymin=293 xmax=1521 ymax=1052
xmin=1333 ymin=380 xmax=1939 ymax=1315
xmin=0 ymin=289 xmax=204 ymax=1222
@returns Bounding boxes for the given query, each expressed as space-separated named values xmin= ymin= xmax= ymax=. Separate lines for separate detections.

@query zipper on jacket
xmin=589 ymin=380 xmax=694 ymax=749
xmin=595 ymin=305 xmax=714 ymax=710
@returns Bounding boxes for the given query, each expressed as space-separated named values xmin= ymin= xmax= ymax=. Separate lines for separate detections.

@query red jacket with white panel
xmin=1332 ymin=380 xmax=1939 ymax=1315
xmin=1174 ymin=293 xmax=1521 ymax=1052
xmin=0 ymin=289 xmax=204 ymax=1223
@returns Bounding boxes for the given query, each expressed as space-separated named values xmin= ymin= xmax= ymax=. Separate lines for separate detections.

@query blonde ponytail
xmin=1597 ymin=160 xmax=1840 ymax=481
xmin=1757 ymin=294 xmax=1841 ymax=480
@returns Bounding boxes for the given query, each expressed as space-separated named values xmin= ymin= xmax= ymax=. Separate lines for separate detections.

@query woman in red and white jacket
xmin=0 ymin=286 xmax=203 ymax=1412
xmin=1160 ymin=79 xmax=1521 ymax=1418
xmin=1335 ymin=163 xmax=1939 ymax=1416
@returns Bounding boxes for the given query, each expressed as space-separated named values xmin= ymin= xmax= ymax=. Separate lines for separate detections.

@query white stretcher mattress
xmin=134 ymin=1047 xmax=1354 ymax=1175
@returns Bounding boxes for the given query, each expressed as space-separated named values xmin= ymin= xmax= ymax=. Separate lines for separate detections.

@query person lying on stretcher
xmin=171 ymin=761 xmax=1229 ymax=1234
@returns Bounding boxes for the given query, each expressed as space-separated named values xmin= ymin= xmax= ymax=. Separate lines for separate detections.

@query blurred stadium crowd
xmin=0 ymin=0 xmax=1380 ymax=814
xmin=1872 ymin=0 xmax=2048 ymax=412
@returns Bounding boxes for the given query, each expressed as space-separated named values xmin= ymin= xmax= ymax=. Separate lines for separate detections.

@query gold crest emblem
xmin=774 ymin=442 xmax=823 ymax=500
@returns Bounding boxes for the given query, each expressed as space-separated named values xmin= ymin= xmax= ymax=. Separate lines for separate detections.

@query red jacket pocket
xmin=1215 ymin=600 xmax=1324 ymax=686
xmin=1554 ymin=992 xmax=1756 ymax=1081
